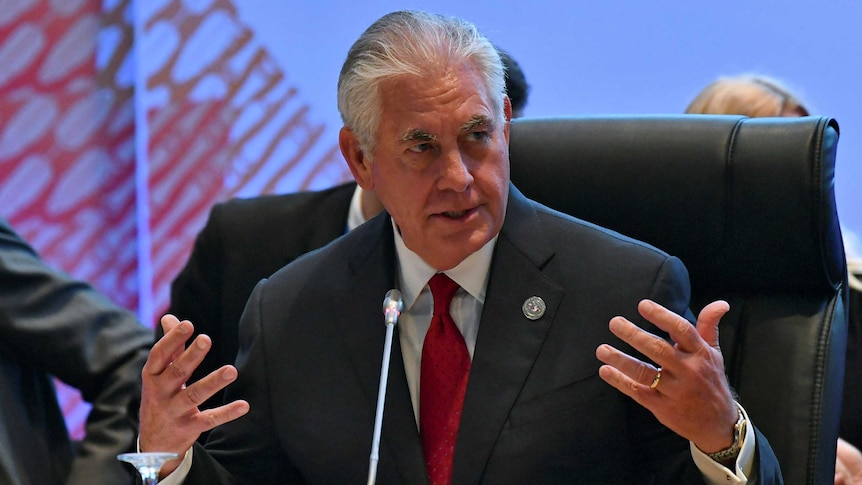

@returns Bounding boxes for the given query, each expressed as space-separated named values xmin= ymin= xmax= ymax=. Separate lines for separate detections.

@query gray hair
xmin=337 ymin=11 xmax=506 ymax=152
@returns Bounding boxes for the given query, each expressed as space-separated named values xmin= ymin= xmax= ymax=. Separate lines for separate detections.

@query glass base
xmin=117 ymin=452 xmax=179 ymax=484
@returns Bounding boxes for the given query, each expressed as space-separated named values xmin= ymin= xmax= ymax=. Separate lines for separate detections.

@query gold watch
xmin=707 ymin=409 xmax=746 ymax=463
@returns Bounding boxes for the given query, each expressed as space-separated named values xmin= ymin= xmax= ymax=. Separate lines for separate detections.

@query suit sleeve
xmin=0 ymin=220 xmax=153 ymax=485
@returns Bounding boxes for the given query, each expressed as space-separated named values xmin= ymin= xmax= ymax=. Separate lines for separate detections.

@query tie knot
xmin=428 ymin=273 xmax=460 ymax=316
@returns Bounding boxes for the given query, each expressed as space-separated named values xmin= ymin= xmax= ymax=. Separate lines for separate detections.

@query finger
xmin=160 ymin=314 xmax=189 ymax=363
xmin=195 ymin=399 xmax=251 ymax=433
xmin=695 ymin=300 xmax=730 ymax=348
xmin=161 ymin=333 xmax=213 ymax=387
xmin=177 ymin=365 xmax=241 ymax=409
xmin=835 ymin=469 xmax=848 ymax=485
xmin=144 ymin=317 xmax=194 ymax=376
xmin=597 ymin=363 xmax=660 ymax=408
xmin=608 ymin=315 xmax=675 ymax=368
xmin=596 ymin=344 xmax=662 ymax=389
xmin=637 ymin=299 xmax=702 ymax=353
xmin=160 ymin=313 xmax=181 ymax=334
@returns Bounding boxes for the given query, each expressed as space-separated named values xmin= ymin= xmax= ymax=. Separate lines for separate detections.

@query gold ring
xmin=649 ymin=367 xmax=662 ymax=390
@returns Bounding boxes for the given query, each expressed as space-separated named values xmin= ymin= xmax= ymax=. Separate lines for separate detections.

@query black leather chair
xmin=509 ymin=115 xmax=848 ymax=484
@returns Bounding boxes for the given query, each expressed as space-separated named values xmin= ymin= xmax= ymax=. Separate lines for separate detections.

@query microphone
xmin=367 ymin=289 xmax=403 ymax=485
xmin=383 ymin=289 xmax=403 ymax=325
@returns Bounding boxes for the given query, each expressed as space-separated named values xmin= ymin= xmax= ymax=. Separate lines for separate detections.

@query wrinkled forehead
xmin=378 ymin=79 xmax=496 ymax=141
xmin=381 ymin=63 xmax=499 ymax=117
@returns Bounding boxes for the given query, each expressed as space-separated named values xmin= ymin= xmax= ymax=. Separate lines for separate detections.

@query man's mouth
xmin=442 ymin=210 xmax=469 ymax=218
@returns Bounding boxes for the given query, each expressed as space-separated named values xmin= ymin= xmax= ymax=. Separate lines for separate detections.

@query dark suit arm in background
xmin=0 ymin=219 xmax=153 ymax=485
xmin=163 ymin=183 xmax=357 ymax=416
xmin=164 ymin=201 xmax=229 ymax=406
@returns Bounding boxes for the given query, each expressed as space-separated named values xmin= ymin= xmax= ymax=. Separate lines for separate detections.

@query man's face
xmin=342 ymin=61 xmax=512 ymax=270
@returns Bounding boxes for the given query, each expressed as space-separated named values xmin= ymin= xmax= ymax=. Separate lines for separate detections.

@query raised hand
xmin=139 ymin=315 xmax=250 ymax=476
xmin=595 ymin=299 xmax=738 ymax=454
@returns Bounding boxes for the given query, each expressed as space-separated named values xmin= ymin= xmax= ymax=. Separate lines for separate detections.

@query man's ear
xmin=339 ymin=127 xmax=373 ymax=190
xmin=502 ymin=96 xmax=512 ymax=143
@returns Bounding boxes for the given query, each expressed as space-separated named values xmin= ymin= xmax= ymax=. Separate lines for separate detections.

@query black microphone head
xmin=383 ymin=289 xmax=403 ymax=325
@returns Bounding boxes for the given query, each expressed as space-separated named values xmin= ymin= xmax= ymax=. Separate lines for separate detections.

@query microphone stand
xmin=367 ymin=290 xmax=402 ymax=485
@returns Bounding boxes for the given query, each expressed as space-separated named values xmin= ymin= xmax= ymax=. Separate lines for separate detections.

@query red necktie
xmin=420 ymin=273 xmax=471 ymax=485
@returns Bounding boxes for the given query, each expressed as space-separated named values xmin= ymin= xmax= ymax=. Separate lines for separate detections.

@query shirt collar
xmin=346 ymin=184 xmax=367 ymax=231
xmin=392 ymin=218 xmax=497 ymax=311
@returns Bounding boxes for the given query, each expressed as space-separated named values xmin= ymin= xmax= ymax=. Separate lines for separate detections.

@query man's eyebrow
xmin=461 ymin=115 xmax=493 ymax=132
xmin=401 ymin=128 xmax=437 ymax=143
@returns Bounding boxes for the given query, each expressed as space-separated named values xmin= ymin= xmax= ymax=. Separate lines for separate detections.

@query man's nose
xmin=437 ymin=149 xmax=474 ymax=192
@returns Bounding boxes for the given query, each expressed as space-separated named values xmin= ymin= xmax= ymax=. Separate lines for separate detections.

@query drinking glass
xmin=117 ymin=452 xmax=178 ymax=484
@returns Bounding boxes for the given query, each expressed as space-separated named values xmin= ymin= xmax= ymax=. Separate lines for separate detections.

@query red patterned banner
xmin=1 ymin=0 xmax=347 ymax=439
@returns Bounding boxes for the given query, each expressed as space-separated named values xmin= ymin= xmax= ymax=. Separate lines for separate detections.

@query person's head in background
xmin=498 ymin=47 xmax=530 ymax=118
xmin=685 ymin=74 xmax=809 ymax=118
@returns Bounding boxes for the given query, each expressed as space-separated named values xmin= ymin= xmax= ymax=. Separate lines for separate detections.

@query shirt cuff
xmin=157 ymin=446 xmax=194 ymax=485
xmin=690 ymin=402 xmax=756 ymax=484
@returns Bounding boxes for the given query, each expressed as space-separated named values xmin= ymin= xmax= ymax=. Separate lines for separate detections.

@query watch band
xmin=707 ymin=408 xmax=747 ymax=463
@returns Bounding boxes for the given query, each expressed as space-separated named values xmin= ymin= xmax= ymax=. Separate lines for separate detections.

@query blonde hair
xmin=685 ymin=75 xmax=809 ymax=118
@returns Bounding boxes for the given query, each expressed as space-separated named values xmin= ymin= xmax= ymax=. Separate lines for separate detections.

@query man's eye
xmin=469 ymin=131 xmax=490 ymax=141
xmin=408 ymin=142 xmax=433 ymax=153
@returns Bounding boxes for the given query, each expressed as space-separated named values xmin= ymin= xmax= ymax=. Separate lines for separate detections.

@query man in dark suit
xmin=0 ymin=216 xmax=152 ymax=484
xmin=141 ymin=10 xmax=781 ymax=484
xmin=164 ymin=46 xmax=530 ymax=416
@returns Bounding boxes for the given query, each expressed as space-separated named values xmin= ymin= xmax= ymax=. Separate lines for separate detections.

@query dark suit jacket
xmin=0 ymin=217 xmax=152 ymax=485
xmin=183 ymin=186 xmax=782 ymax=484
xmin=165 ymin=182 xmax=356 ymax=411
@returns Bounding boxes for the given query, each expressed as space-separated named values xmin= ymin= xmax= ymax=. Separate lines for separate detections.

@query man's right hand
xmin=139 ymin=314 xmax=250 ymax=477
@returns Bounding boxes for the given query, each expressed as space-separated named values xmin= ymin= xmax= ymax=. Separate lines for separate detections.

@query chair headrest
xmin=509 ymin=114 xmax=843 ymax=296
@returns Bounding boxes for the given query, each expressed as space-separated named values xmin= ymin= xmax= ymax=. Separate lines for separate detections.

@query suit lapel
xmin=336 ymin=215 xmax=428 ymax=484
xmin=452 ymin=186 xmax=565 ymax=484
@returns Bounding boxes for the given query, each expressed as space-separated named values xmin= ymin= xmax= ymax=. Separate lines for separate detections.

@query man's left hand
xmin=595 ymin=299 xmax=739 ymax=454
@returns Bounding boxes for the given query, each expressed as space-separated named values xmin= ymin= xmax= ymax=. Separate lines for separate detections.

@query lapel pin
xmin=522 ymin=296 xmax=546 ymax=320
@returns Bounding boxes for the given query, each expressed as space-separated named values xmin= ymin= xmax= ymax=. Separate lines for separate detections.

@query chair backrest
xmin=509 ymin=114 xmax=847 ymax=485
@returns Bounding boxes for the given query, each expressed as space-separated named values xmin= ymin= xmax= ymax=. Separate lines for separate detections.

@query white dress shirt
xmin=391 ymin=218 xmax=494 ymax=426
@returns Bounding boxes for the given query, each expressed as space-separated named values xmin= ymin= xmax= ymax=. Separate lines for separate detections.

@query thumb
xmin=696 ymin=300 xmax=730 ymax=348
